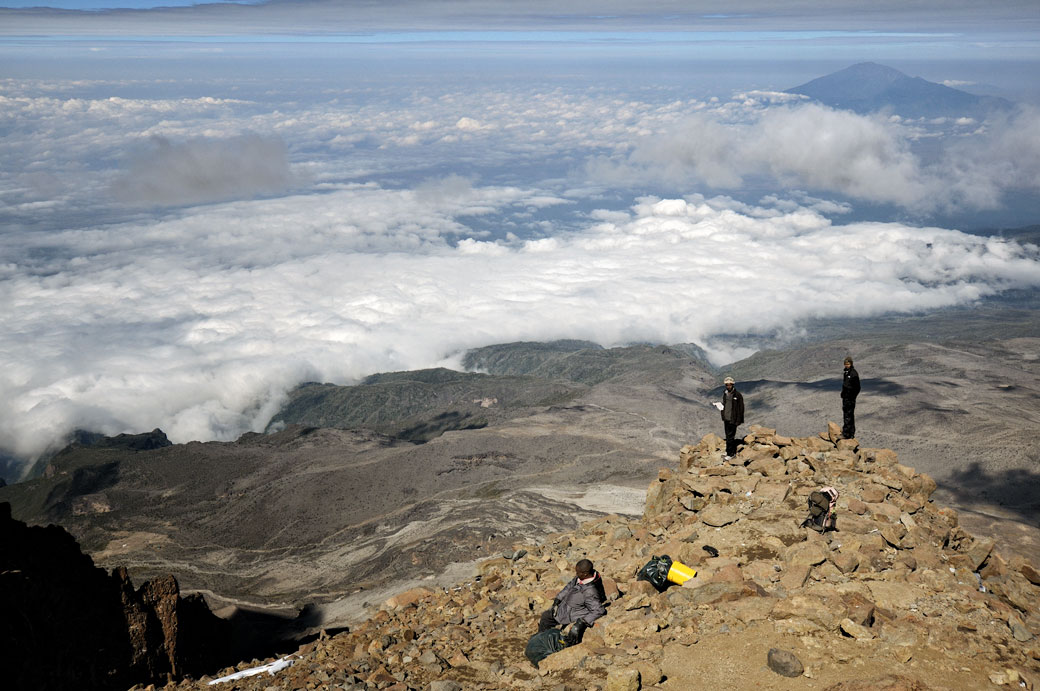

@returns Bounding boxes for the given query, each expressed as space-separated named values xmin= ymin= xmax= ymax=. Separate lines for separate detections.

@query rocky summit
xmin=163 ymin=424 xmax=1040 ymax=691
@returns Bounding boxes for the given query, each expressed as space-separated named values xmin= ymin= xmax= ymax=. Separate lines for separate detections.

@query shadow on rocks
xmin=222 ymin=602 xmax=348 ymax=664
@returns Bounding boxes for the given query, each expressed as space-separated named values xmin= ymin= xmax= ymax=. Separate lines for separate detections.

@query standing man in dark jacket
xmin=537 ymin=559 xmax=607 ymax=644
xmin=717 ymin=376 xmax=745 ymax=460
xmin=841 ymin=356 xmax=861 ymax=439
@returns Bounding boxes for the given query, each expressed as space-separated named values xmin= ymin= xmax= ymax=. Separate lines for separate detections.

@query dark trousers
xmin=842 ymin=398 xmax=856 ymax=439
xmin=724 ymin=422 xmax=739 ymax=456
xmin=538 ymin=609 xmax=589 ymax=643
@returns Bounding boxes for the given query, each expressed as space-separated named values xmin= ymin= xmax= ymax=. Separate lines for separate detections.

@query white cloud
xmin=603 ymin=102 xmax=1040 ymax=212
xmin=5 ymin=78 xmax=1036 ymax=232
xmin=2 ymin=186 xmax=1038 ymax=471
xmin=940 ymin=105 xmax=1040 ymax=207
xmin=455 ymin=117 xmax=491 ymax=132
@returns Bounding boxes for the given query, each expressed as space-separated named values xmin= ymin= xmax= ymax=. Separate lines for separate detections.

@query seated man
xmin=537 ymin=558 xmax=607 ymax=644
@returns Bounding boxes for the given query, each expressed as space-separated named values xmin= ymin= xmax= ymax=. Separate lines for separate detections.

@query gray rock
xmin=419 ymin=650 xmax=442 ymax=667
xmin=427 ymin=682 xmax=463 ymax=691
xmin=767 ymin=648 xmax=804 ymax=678
xmin=1010 ymin=616 xmax=1035 ymax=642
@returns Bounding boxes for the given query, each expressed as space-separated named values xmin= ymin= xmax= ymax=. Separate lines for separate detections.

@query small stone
xmin=780 ymin=564 xmax=811 ymax=591
xmin=840 ymin=617 xmax=876 ymax=641
xmin=966 ymin=538 xmax=995 ymax=571
xmin=880 ymin=524 xmax=907 ymax=548
xmin=861 ymin=485 xmax=888 ymax=503
xmin=847 ymin=498 xmax=868 ymax=515
xmin=767 ymin=648 xmax=804 ymax=678
xmin=680 ymin=494 xmax=708 ymax=512
xmin=605 ymin=668 xmax=641 ymax=691
xmin=418 ymin=650 xmax=441 ymax=667
xmin=785 ymin=542 xmax=828 ymax=567
xmin=827 ymin=422 xmax=842 ymax=444
xmin=1010 ymin=616 xmax=1035 ymax=642
xmin=699 ymin=505 xmax=741 ymax=527
xmin=427 ymin=682 xmax=463 ymax=691
xmin=832 ymin=552 xmax=860 ymax=574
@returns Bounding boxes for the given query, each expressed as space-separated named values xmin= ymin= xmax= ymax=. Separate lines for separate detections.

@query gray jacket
xmin=552 ymin=573 xmax=607 ymax=626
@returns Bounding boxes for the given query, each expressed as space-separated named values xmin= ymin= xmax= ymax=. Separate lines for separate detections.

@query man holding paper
xmin=714 ymin=376 xmax=745 ymax=460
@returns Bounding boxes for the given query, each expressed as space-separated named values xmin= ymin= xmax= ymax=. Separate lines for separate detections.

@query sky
xmin=2 ymin=1 xmax=1040 ymax=477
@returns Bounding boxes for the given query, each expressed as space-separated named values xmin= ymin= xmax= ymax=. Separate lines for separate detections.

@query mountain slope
xmin=269 ymin=368 xmax=586 ymax=443
xmin=170 ymin=428 xmax=1040 ymax=690
xmin=0 ymin=345 xmax=716 ymax=638
xmin=786 ymin=62 xmax=1013 ymax=118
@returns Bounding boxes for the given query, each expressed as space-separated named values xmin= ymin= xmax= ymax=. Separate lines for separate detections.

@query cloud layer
xmin=4 ymin=79 xmax=1039 ymax=234
xmin=2 ymin=63 xmax=1040 ymax=475
xmin=3 ymin=184 xmax=1039 ymax=469
xmin=596 ymin=99 xmax=1040 ymax=213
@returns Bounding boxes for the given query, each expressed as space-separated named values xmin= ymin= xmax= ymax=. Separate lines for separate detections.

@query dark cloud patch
xmin=113 ymin=134 xmax=294 ymax=207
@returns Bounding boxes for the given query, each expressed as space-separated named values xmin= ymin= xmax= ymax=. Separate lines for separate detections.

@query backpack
xmin=637 ymin=554 xmax=673 ymax=592
xmin=524 ymin=628 xmax=566 ymax=668
xmin=802 ymin=487 xmax=838 ymax=532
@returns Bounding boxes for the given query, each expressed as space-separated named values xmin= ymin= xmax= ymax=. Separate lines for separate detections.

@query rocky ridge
xmin=169 ymin=424 xmax=1040 ymax=690
xmin=0 ymin=503 xmax=231 ymax=690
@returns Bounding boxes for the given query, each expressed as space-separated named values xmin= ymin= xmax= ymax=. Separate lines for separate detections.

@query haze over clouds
xmin=1 ymin=0 xmax=1039 ymax=475
xmin=4 ymin=81 xmax=1039 ymax=228
xmin=2 ymin=1 xmax=1038 ymax=38
xmin=113 ymin=134 xmax=294 ymax=206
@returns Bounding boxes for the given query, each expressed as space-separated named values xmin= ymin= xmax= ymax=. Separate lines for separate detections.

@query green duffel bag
xmin=524 ymin=627 xmax=566 ymax=668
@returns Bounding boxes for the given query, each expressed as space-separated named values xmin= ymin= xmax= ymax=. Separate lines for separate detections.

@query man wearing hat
xmin=719 ymin=376 xmax=744 ymax=459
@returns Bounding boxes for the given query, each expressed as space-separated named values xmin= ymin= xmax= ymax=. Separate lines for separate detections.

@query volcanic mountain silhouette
xmin=786 ymin=61 xmax=1013 ymax=118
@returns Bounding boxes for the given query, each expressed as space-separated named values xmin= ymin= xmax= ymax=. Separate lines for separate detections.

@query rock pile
xmin=165 ymin=425 xmax=1040 ymax=690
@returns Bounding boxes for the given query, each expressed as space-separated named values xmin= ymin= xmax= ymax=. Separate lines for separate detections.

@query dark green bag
xmin=637 ymin=554 xmax=673 ymax=592
xmin=524 ymin=628 xmax=566 ymax=668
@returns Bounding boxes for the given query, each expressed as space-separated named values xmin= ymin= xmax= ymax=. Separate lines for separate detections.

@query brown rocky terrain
xmin=158 ymin=424 xmax=1040 ymax=690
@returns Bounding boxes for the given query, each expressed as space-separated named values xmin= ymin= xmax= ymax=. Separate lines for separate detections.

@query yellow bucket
xmin=667 ymin=560 xmax=697 ymax=585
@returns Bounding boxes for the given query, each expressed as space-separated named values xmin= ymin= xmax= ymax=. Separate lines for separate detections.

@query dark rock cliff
xmin=0 ymin=502 xmax=230 ymax=690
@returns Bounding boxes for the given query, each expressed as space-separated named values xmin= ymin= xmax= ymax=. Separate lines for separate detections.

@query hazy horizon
xmin=2 ymin=0 xmax=1039 ymax=478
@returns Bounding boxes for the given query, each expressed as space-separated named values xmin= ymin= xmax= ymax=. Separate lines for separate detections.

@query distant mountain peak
xmin=786 ymin=62 xmax=1013 ymax=118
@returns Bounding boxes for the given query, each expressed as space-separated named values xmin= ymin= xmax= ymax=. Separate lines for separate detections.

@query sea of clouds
xmin=2 ymin=73 xmax=1040 ymax=473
